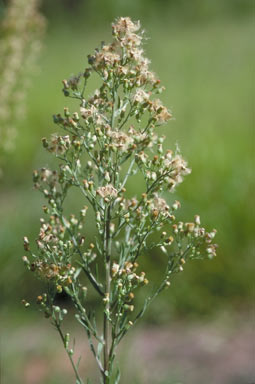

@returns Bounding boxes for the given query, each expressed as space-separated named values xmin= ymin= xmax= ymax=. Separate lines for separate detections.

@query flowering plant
xmin=0 ymin=0 xmax=45 ymax=153
xmin=22 ymin=17 xmax=217 ymax=384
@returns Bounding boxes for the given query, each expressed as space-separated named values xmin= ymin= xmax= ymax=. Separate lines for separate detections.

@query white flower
xmin=151 ymin=195 xmax=170 ymax=218
xmin=133 ymin=88 xmax=150 ymax=104
xmin=96 ymin=184 xmax=118 ymax=199
xmin=112 ymin=263 xmax=119 ymax=277
xmin=108 ymin=131 xmax=134 ymax=152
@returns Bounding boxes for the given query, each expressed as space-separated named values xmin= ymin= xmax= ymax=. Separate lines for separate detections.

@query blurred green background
xmin=0 ymin=0 xmax=253 ymax=383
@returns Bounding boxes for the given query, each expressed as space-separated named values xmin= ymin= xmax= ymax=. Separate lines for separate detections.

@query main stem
xmin=103 ymin=84 xmax=116 ymax=383
xmin=104 ymin=205 xmax=111 ymax=383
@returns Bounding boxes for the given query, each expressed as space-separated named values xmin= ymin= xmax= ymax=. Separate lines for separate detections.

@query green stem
xmin=103 ymin=205 xmax=111 ymax=383
xmin=55 ymin=321 xmax=84 ymax=384
xmin=103 ymin=83 xmax=117 ymax=383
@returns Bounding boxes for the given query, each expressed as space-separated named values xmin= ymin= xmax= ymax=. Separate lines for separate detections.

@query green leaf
xmin=114 ymin=368 xmax=121 ymax=384
xmin=74 ymin=267 xmax=82 ymax=280
xmin=97 ymin=340 xmax=103 ymax=358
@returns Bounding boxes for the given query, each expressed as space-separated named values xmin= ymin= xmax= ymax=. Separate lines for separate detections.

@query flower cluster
xmin=136 ymin=149 xmax=191 ymax=192
xmin=171 ymin=215 xmax=218 ymax=260
xmin=111 ymin=261 xmax=148 ymax=314
xmin=23 ymin=17 xmax=217 ymax=384
xmin=96 ymin=184 xmax=118 ymax=199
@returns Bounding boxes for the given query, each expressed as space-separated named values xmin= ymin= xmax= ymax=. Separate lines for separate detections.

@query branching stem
xmin=55 ymin=320 xmax=84 ymax=384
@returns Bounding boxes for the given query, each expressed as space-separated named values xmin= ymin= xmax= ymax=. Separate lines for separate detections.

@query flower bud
xmin=194 ymin=215 xmax=201 ymax=225
xmin=64 ymin=333 xmax=70 ymax=349
xmin=186 ymin=223 xmax=195 ymax=233
xmin=42 ymin=137 xmax=48 ymax=148
xmin=104 ymin=172 xmax=111 ymax=182
xmin=23 ymin=237 xmax=30 ymax=251
xmin=56 ymin=285 xmax=62 ymax=293
xmin=82 ymin=286 xmax=88 ymax=299
xmin=22 ymin=255 xmax=29 ymax=265
xmin=22 ymin=299 xmax=30 ymax=308
xmin=172 ymin=200 xmax=181 ymax=210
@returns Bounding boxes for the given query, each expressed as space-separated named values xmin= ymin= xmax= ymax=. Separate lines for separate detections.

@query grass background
xmin=0 ymin=0 xmax=253 ymax=383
